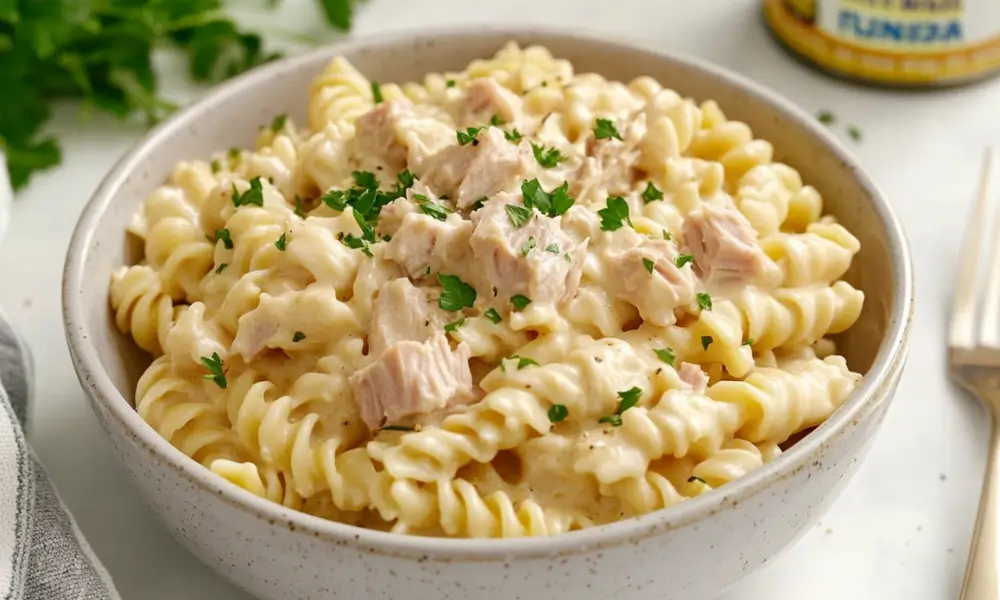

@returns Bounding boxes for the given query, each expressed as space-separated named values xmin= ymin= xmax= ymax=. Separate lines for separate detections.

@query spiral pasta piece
xmin=736 ymin=281 xmax=864 ymax=352
xmin=761 ymin=220 xmax=861 ymax=287
xmin=308 ymin=57 xmax=375 ymax=130
xmin=109 ymin=265 xmax=182 ymax=356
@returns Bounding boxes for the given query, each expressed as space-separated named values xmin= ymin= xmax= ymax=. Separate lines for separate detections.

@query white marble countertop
xmin=0 ymin=0 xmax=990 ymax=597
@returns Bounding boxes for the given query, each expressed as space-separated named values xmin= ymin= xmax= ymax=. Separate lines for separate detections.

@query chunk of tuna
xmin=383 ymin=213 xmax=473 ymax=280
xmin=463 ymin=78 xmax=523 ymax=125
xmin=419 ymin=127 xmax=532 ymax=209
xmin=354 ymin=101 xmax=455 ymax=172
xmin=604 ymin=238 xmax=696 ymax=326
xmin=350 ymin=334 xmax=474 ymax=430
xmin=469 ymin=194 xmax=586 ymax=306
xmin=677 ymin=362 xmax=709 ymax=394
xmin=375 ymin=180 xmax=439 ymax=238
xmin=368 ymin=278 xmax=446 ymax=356
xmin=682 ymin=203 xmax=778 ymax=287
xmin=572 ymin=115 xmax=645 ymax=204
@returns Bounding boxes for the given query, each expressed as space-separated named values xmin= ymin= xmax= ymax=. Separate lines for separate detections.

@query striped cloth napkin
xmin=0 ymin=309 xmax=120 ymax=599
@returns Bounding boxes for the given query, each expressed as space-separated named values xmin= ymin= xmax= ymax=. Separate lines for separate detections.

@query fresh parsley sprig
xmin=201 ymin=353 xmax=227 ymax=389
xmin=438 ymin=274 xmax=477 ymax=312
xmin=520 ymin=179 xmax=574 ymax=217
xmin=598 ymin=196 xmax=632 ymax=231
xmin=599 ymin=387 xmax=642 ymax=427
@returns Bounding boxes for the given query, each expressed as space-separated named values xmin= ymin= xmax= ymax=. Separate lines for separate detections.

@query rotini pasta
xmin=110 ymin=43 xmax=865 ymax=539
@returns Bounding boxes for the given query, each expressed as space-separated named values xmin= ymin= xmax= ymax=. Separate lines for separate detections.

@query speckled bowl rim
xmin=62 ymin=25 xmax=914 ymax=562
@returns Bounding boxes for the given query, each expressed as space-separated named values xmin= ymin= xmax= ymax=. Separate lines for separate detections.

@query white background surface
xmin=0 ymin=0 xmax=992 ymax=598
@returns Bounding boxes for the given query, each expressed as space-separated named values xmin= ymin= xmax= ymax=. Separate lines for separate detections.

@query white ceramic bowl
xmin=62 ymin=28 xmax=913 ymax=600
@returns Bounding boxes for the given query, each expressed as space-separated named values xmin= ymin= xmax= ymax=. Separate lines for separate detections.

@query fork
xmin=950 ymin=148 xmax=1000 ymax=600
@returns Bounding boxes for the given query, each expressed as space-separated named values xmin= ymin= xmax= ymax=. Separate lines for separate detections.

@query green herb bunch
xmin=0 ymin=0 xmax=355 ymax=191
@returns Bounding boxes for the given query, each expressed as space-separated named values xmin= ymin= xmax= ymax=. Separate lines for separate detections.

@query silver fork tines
xmin=948 ymin=147 xmax=1000 ymax=599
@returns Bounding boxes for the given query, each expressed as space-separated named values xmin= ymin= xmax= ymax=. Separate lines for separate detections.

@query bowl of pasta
xmin=62 ymin=27 xmax=912 ymax=600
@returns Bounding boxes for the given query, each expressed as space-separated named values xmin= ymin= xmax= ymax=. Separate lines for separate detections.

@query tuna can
xmin=763 ymin=0 xmax=1000 ymax=88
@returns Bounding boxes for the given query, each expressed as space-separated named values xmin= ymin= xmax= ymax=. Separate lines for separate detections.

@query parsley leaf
xmin=505 ymin=204 xmax=533 ymax=228
xmin=396 ymin=169 xmax=415 ymax=193
xmin=457 ymin=127 xmax=483 ymax=145
xmin=521 ymin=236 xmax=536 ymax=256
xmin=352 ymin=170 xmax=378 ymax=189
xmin=847 ymin=125 xmax=862 ymax=142
xmin=293 ymin=195 xmax=306 ymax=218
xmin=215 ymin=263 xmax=228 ymax=274
xmin=642 ymin=181 xmax=664 ymax=203
xmin=380 ymin=424 xmax=415 ymax=432
xmin=701 ymin=335 xmax=714 ymax=351
xmin=654 ymin=348 xmax=675 ymax=366
xmin=274 ymin=233 xmax=287 ymax=251
xmin=511 ymin=294 xmax=531 ymax=310
xmin=688 ymin=476 xmax=708 ymax=485
xmin=696 ymin=292 xmax=713 ymax=311
xmin=548 ymin=404 xmax=569 ymax=423
xmin=232 ymin=177 xmax=265 ymax=207
xmin=744 ymin=338 xmax=754 ymax=346
xmin=504 ymin=128 xmax=523 ymax=142
xmin=446 ymin=79 xmax=456 ymax=88
xmin=521 ymin=179 xmax=574 ymax=217
xmin=484 ymin=308 xmax=502 ymax=324
xmin=642 ymin=258 xmax=655 ymax=274
xmin=292 ymin=331 xmax=306 ymax=342
xmin=371 ymin=81 xmax=383 ymax=104
xmin=271 ymin=114 xmax=287 ymax=132
xmin=530 ymin=143 xmax=566 ymax=168
xmin=816 ymin=110 xmax=836 ymax=125
xmin=444 ymin=318 xmax=466 ymax=333
xmin=599 ymin=387 xmax=642 ymax=427
xmin=214 ymin=228 xmax=233 ymax=250
xmin=471 ymin=197 xmax=488 ymax=211
xmin=490 ymin=115 xmax=506 ymax=126
xmin=341 ymin=233 xmax=373 ymax=257
xmin=415 ymin=194 xmax=449 ymax=221
xmin=545 ymin=244 xmax=560 ymax=253
xmin=594 ymin=118 xmax=623 ymax=140
xmin=675 ymin=254 xmax=694 ymax=268
xmin=438 ymin=274 xmax=477 ymax=312
xmin=598 ymin=196 xmax=632 ymax=231
xmin=201 ymin=353 xmax=227 ymax=389
xmin=508 ymin=355 xmax=539 ymax=370
xmin=321 ymin=189 xmax=348 ymax=211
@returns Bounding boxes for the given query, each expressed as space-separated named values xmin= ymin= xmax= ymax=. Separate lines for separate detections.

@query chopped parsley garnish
xmin=641 ymin=181 xmax=664 ymax=203
xmin=816 ymin=110 xmax=836 ymax=125
xmin=352 ymin=170 xmax=378 ymax=189
xmin=521 ymin=236 xmax=536 ymax=256
xmin=396 ymin=169 xmax=415 ymax=193
xmin=598 ymin=196 xmax=632 ymax=231
xmin=214 ymin=228 xmax=233 ymax=250
xmin=293 ymin=195 xmax=306 ymax=218
xmin=501 ymin=355 xmax=539 ymax=371
xmin=548 ymin=404 xmax=569 ymax=423
xmin=642 ymin=258 xmax=655 ymax=274
xmin=292 ymin=331 xmax=306 ymax=342
xmin=521 ymin=179 xmax=574 ymax=217
xmin=232 ymin=177 xmax=264 ymax=207
xmin=274 ymin=233 xmax=287 ymax=251
xmin=210 ymin=159 xmax=221 ymax=173
xmin=663 ymin=230 xmax=672 ymax=240
xmin=371 ymin=81 xmax=383 ymax=104
xmin=271 ymin=114 xmax=287 ymax=132
xmin=457 ymin=126 xmax=483 ymax=145
xmin=446 ymin=79 xmax=456 ymax=88
xmin=511 ymin=295 xmax=532 ymax=310
xmin=215 ymin=263 xmax=228 ymax=274
xmin=599 ymin=386 xmax=642 ymax=427
xmin=484 ymin=308 xmax=502 ymax=324
xmin=341 ymin=233 xmax=373 ymax=257
xmin=200 ymin=353 xmax=227 ymax=389
xmin=744 ymin=338 xmax=754 ymax=346
xmin=415 ymin=194 xmax=449 ymax=221
xmin=425 ymin=265 xmax=432 ymax=276
xmin=438 ymin=274 xmax=477 ymax=312
xmin=490 ymin=115 xmax=506 ymax=126
xmin=505 ymin=204 xmax=534 ymax=228
xmin=688 ymin=476 xmax=707 ymax=484
xmin=675 ymin=254 xmax=694 ymax=268
xmin=847 ymin=125 xmax=862 ymax=142
xmin=321 ymin=189 xmax=348 ymax=211
xmin=530 ymin=143 xmax=566 ymax=168
xmin=444 ymin=318 xmax=466 ymax=333
xmin=701 ymin=336 xmax=714 ymax=351
xmin=563 ymin=253 xmax=572 ymax=262
xmin=471 ymin=197 xmax=488 ymax=211
xmin=228 ymin=148 xmax=240 ymax=161
xmin=696 ymin=292 xmax=713 ymax=311
xmin=654 ymin=348 xmax=675 ymax=366
xmin=594 ymin=118 xmax=622 ymax=141
xmin=504 ymin=128 xmax=523 ymax=142
xmin=545 ymin=243 xmax=559 ymax=253
xmin=381 ymin=425 xmax=414 ymax=432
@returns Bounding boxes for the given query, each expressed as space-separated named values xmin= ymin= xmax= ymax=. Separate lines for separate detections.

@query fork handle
xmin=961 ymin=420 xmax=1000 ymax=600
